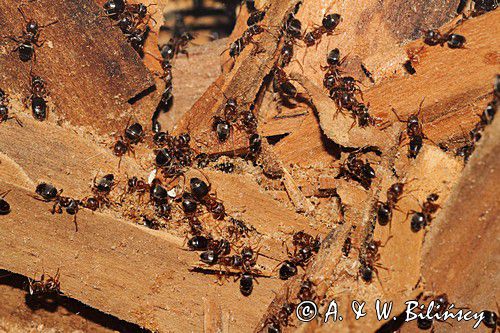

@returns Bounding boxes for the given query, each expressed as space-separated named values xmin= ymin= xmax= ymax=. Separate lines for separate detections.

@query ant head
xmin=326 ymin=48 xmax=340 ymax=66
xmin=26 ymin=20 xmax=39 ymax=35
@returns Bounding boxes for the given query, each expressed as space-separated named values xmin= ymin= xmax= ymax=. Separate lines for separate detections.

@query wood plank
xmin=0 ymin=0 xmax=155 ymax=133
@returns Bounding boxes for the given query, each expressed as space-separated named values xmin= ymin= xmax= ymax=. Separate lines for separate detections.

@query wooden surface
xmin=418 ymin=116 xmax=500 ymax=333
xmin=0 ymin=0 xmax=154 ymax=133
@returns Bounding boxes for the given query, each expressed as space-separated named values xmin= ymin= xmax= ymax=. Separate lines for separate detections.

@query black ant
xmin=336 ymin=148 xmax=380 ymax=190
xmin=297 ymin=278 xmax=316 ymax=301
xmin=423 ymin=17 xmax=467 ymax=49
xmin=247 ymin=4 xmax=268 ymax=27
xmin=391 ymin=99 xmax=433 ymax=159
xmin=215 ymin=161 xmax=235 ymax=173
xmin=103 ymin=0 xmax=126 ymax=19
xmin=199 ymin=239 xmax=232 ymax=265
xmin=263 ymin=287 xmax=296 ymax=332
xmin=112 ymin=118 xmax=144 ymax=166
xmin=28 ymin=269 xmax=61 ymax=296
xmin=359 ymin=236 xmax=392 ymax=288
xmin=235 ymin=246 xmax=261 ymax=296
xmin=227 ymin=217 xmax=255 ymax=240
xmin=4 ymin=5 xmax=58 ymax=62
xmin=481 ymin=303 xmax=499 ymax=333
xmin=161 ymin=32 xmax=196 ymax=60
xmin=224 ymin=24 xmax=266 ymax=61
xmin=273 ymin=66 xmax=301 ymax=101
xmin=33 ymin=183 xmax=80 ymax=231
xmin=376 ymin=181 xmax=412 ymax=228
xmin=91 ymin=174 xmax=116 ymax=208
xmin=303 ymin=13 xmax=341 ymax=47
xmin=0 ymin=89 xmax=23 ymax=126
xmin=408 ymin=193 xmax=440 ymax=232
xmin=190 ymin=177 xmax=226 ymax=220
xmin=25 ymin=72 xmax=49 ymax=121
xmin=79 ymin=197 xmax=99 ymax=211
xmin=0 ymin=190 xmax=12 ymax=215
xmin=321 ymin=48 xmax=345 ymax=90
xmin=279 ymin=231 xmax=320 ymax=280
xmin=248 ymin=133 xmax=262 ymax=156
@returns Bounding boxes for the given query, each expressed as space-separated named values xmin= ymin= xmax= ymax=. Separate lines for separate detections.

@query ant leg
xmin=73 ymin=213 xmax=78 ymax=232
xmin=0 ymin=190 xmax=11 ymax=198
xmin=8 ymin=116 xmax=24 ymax=127
xmin=390 ymin=107 xmax=406 ymax=123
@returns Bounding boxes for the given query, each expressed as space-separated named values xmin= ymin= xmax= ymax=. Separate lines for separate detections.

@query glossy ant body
xmin=25 ymin=73 xmax=49 ymax=121
xmin=0 ymin=89 xmax=22 ymax=126
xmin=263 ymin=288 xmax=296 ymax=332
xmin=112 ymin=119 xmax=144 ymax=166
xmin=408 ymin=193 xmax=440 ymax=232
xmin=34 ymin=183 xmax=80 ymax=231
xmin=0 ymin=190 xmax=12 ymax=215
xmin=336 ymin=148 xmax=379 ymax=190
xmin=376 ymin=181 xmax=411 ymax=227
xmin=190 ymin=177 xmax=226 ymax=220
xmin=91 ymin=174 xmax=116 ymax=208
xmin=4 ymin=5 xmax=58 ymax=62
xmin=226 ymin=24 xmax=265 ymax=60
xmin=359 ymin=236 xmax=392 ymax=287
xmin=423 ymin=27 xmax=466 ymax=49
xmin=391 ymin=100 xmax=433 ymax=159
xmin=279 ymin=231 xmax=320 ymax=280
xmin=303 ymin=13 xmax=341 ymax=47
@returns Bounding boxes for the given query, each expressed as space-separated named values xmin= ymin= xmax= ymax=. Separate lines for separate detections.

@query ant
xmin=376 ymin=181 xmax=413 ymax=228
xmin=103 ymin=0 xmax=126 ymax=19
xmin=190 ymin=177 xmax=226 ymax=220
xmin=33 ymin=183 xmax=80 ymax=231
xmin=235 ymin=246 xmax=261 ymax=296
xmin=227 ymin=217 xmax=255 ymax=240
xmin=321 ymin=48 xmax=346 ymax=90
xmin=303 ymin=13 xmax=341 ymax=47
xmin=359 ymin=236 xmax=392 ymax=288
xmin=391 ymin=99 xmax=433 ymax=159
xmin=279 ymin=231 xmax=320 ymax=280
xmin=247 ymin=8 xmax=267 ymax=27
xmin=161 ymin=32 xmax=196 ymax=60
xmin=0 ymin=190 xmax=12 ymax=215
xmin=124 ymin=176 xmax=149 ymax=200
xmin=248 ymin=133 xmax=262 ymax=156
xmin=481 ymin=303 xmax=499 ymax=333
xmin=25 ymin=72 xmax=49 ymax=121
xmin=273 ymin=66 xmax=301 ymax=101
xmin=263 ymin=287 xmax=296 ymax=332
xmin=352 ymin=102 xmax=376 ymax=127
xmin=4 ymin=5 xmax=58 ymax=62
xmin=199 ymin=239 xmax=232 ymax=265
xmin=91 ymin=174 xmax=116 ymax=208
xmin=297 ymin=277 xmax=316 ymax=301
xmin=112 ymin=118 xmax=144 ymax=166
xmin=28 ymin=268 xmax=61 ymax=296
xmin=336 ymin=147 xmax=380 ymax=190
xmin=423 ymin=22 xmax=466 ymax=49
xmin=215 ymin=161 xmax=235 ymax=173
xmin=0 ymin=89 xmax=23 ymax=126
xmin=225 ymin=24 xmax=266 ymax=61
xmin=408 ymin=193 xmax=440 ymax=232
